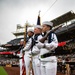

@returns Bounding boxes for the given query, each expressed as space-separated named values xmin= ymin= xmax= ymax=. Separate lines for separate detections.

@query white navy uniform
xmin=23 ymin=38 xmax=32 ymax=75
xmin=19 ymin=49 xmax=23 ymax=75
xmin=39 ymin=32 xmax=58 ymax=75
xmin=23 ymin=29 xmax=34 ymax=75
xmin=13 ymin=38 xmax=24 ymax=75
xmin=23 ymin=34 xmax=43 ymax=75
xmin=31 ymin=34 xmax=43 ymax=75
xmin=13 ymin=47 xmax=23 ymax=75
xmin=37 ymin=21 xmax=58 ymax=75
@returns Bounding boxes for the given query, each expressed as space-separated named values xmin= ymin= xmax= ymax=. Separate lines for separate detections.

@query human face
xmin=28 ymin=31 xmax=34 ymax=37
xmin=42 ymin=24 xmax=51 ymax=33
xmin=20 ymin=41 xmax=24 ymax=45
xmin=34 ymin=28 xmax=42 ymax=34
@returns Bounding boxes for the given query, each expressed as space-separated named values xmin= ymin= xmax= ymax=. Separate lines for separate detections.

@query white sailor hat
xmin=34 ymin=25 xmax=42 ymax=29
xmin=27 ymin=29 xmax=34 ymax=33
xmin=42 ymin=21 xmax=53 ymax=27
xmin=20 ymin=39 xmax=24 ymax=42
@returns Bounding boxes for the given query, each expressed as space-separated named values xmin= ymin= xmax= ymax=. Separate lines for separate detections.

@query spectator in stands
xmin=65 ymin=56 xmax=71 ymax=75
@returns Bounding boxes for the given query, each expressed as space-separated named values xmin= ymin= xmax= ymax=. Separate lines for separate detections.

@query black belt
xmin=19 ymin=57 xmax=23 ymax=59
xmin=41 ymin=53 xmax=55 ymax=58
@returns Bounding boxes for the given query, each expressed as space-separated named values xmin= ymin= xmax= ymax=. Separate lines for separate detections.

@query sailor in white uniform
xmin=23 ymin=25 xmax=43 ymax=75
xmin=23 ymin=29 xmax=34 ymax=75
xmin=39 ymin=21 xmax=58 ymax=75
xmin=31 ymin=25 xmax=43 ymax=75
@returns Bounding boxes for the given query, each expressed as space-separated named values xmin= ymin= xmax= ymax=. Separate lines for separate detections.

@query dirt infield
xmin=4 ymin=67 xmax=64 ymax=75
xmin=4 ymin=67 xmax=20 ymax=75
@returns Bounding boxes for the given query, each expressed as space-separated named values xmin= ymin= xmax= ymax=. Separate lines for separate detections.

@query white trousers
xmin=19 ymin=59 xmax=22 ymax=75
xmin=24 ymin=54 xmax=31 ymax=75
xmin=40 ymin=56 xmax=57 ymax=75
xmin=32 ymin=56 xmax=41 ymax=75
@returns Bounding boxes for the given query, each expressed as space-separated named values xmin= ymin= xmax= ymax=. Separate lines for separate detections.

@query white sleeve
xmin=32 ymin=35 xmax=43 ymax=54
xmin=44 ymin=33 xmax=58 ymax=50
xmin=36 ymin=35 xmax=44 ymax=48
xmin=37 ymin=35 xmax=43 ymax=41
xmin=32 ymin=46 xmax=40 ymax=55
xmin=23 ymin=38 xmax=32 ymax=51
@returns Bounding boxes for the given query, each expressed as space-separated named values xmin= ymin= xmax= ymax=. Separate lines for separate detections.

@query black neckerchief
xmin=26 ymin=36 xmax=32 ymax=42
xmin=48 ymin=32 xmax=54 ymax=43
xmin=34 ymin=34 xmax=41 ymax=40
xmin=43 ymin=31 xmax=54 ymax=43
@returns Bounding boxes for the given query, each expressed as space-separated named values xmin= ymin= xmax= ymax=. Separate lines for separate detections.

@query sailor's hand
xmin=13 ymin=52 xmax=16 ymax=56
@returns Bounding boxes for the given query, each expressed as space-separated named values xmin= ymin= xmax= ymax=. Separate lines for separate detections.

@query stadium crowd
xmin=57 ymin=53 xmax=75 ymax=75
xmin=0 ymin=58 xmax=19 ymax=67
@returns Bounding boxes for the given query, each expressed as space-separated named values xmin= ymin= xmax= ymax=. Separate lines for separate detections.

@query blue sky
xmin=0 ymin=0 xmax=75 ymax=44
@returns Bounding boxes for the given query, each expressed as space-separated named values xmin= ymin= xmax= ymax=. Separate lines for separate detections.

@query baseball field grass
xmin=0 ymin=66 xmax=8 ymax=75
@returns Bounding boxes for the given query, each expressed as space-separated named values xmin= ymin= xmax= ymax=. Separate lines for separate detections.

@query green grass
xmin=0 ymin=66 xmax=8 ymax=75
